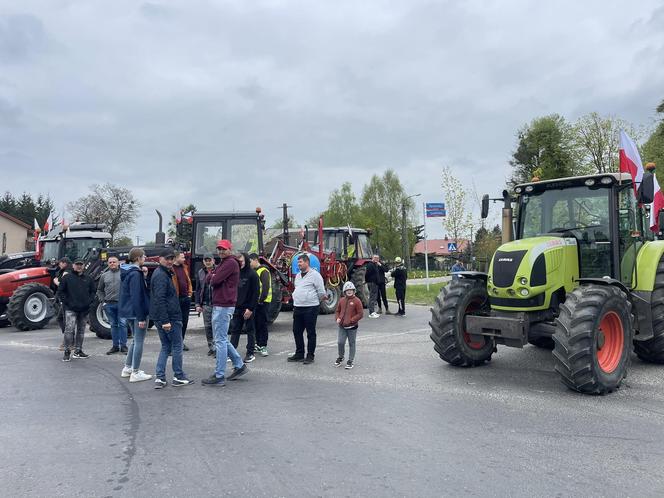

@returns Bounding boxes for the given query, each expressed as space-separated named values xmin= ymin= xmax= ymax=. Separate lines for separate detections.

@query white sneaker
xmin=369 ymin=312 xmax=380 ymax=318
xmin=121 ymin=366 xmax=133 ymax=378
xmin=129 ymin=370 xmax=153 ymax=383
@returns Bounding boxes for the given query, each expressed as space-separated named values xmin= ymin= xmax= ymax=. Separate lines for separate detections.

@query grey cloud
xmin=0 ymin=14 xmax=49 ymax=63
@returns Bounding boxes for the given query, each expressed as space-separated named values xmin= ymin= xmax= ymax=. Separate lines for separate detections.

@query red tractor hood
xmin=0 ymin=267 xmax=51 ymax=298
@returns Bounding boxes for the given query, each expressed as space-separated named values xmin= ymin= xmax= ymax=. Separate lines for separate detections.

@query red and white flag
xmin=619 ymin=130 xmax=663 ymax=230
xmin=43 ymin=212 xmax=53 ymax=233
xmin=175 ymin=209 xmax=182 ymax=224
xmin=33 ymin=218 xmax=40 ymax=231
xmin=182 ymin=211 xmax=194 ymax=224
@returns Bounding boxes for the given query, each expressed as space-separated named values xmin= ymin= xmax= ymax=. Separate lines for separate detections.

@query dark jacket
xmin=335 ymin=295 xmax=364 ymax=328
xmin=171 ymin=264 xmax=193 ymax=297
xmin=207 ymin=256 xmax=240 ymax=307
xmin=376 ymin=263 xmax=387 ymax=285
xmin=149 ymin=265 xmax=182 ymax=324
xmin=119 ymin=264 xmax=150 ymax=321
xmin=391 ymin=266 xmax=408 ymax=290
xmin=364 ymin=261 xmax=378 ymax=284
xmin=57 ymin=271 xmax=96 ymax=313
xmin=235 ymin=257 xmax=259 ymax=312
xmin=195 ymin=266 xmax=214 ymax=306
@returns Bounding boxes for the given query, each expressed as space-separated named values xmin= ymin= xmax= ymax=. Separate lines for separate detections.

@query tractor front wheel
xmin=553 ymin=285 xmax=632 ymax=394
xmin=267 ymin=276 xmax=283 ymax=325
xmin=634 ymin=259 xmax=664 ymax=363
xmin=7 ymin=283 xmax=54 ymax=331
xmin=429 ymin=279 xmax=494 ymax=367
xmin=350 ymin=266 xmax=369 ymax=308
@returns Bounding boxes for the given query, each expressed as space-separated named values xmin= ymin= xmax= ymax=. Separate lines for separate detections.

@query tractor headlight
xmin=584 ymin=178 xmax=596 ymax=186
xmin=519 ymin=288 xmax=529 ymax=297
xmin=525 ymin=186 xmax=534 ymax=193
xmin=600 ymin=176 xmax=613 ymax=185
xmin=519 ymin=277 xmax=527 ymax=285
xmin=492 ymin=288 xmax=499 ymax=295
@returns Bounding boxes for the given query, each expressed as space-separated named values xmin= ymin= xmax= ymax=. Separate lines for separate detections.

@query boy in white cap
xmin=334 ymin=281 xmax=364 ymax=369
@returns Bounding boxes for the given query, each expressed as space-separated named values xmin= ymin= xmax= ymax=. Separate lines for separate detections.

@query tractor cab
xmin=39 ymin=223 xmax=112 ymax=267
xmin=309 ymin=227 xmax=373 ymax=263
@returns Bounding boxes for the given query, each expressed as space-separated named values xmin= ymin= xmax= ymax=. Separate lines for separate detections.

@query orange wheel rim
xmin=597 ymin=311 xmax=624 ymax=373
xmin=463 ymin=300 xmax=485 ymax=350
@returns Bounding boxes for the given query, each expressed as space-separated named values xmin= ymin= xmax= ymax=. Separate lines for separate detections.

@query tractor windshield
xmin=355 ymin=234 xmax=373 ymax=259
xmin=229 ymin=220 xmax=260 ymax=254
xmin=519 ymin=185 xmax=612 ymax=278
xmin=194 ymin=222 xmax=223 ymax=255
xmin=62 ymin=238 xmax=107 ymax=262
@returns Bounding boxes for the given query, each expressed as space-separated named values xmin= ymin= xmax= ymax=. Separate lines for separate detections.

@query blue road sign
xmin=426 ymin=202 xmax=446 ymax=217
xmin=447 ymin=242 xmax=457 ymax=252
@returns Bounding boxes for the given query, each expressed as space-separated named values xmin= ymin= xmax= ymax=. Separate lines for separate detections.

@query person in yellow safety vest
xmin=249 ymin=253 xmax=272 ymax=357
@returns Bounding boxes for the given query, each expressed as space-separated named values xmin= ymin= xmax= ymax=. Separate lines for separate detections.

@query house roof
xmin=0 ymin=211 xmax=31 ymax=230
xmin=413 ymin=238 xmax=469 ymax=256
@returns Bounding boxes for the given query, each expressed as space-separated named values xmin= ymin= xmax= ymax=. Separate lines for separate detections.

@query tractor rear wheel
xmin=7 ymin=283 xmax=54 ymax=331
xmin=429 ymin=279 xmax=494 ymax=367
xmin=634 ymin=259 xmax=664 ymax=363
xmin=267 ymin=276 xmax=283 ymax=324
xmin=351 ymin=266 xmax=369 ymax=308
xmin=553 ymin=285 xmax=632 ymax=394
xmin=320 ymin=285 xmax=340 ymax=314
xmin=88 ymin=298 xmax=112 ymax=340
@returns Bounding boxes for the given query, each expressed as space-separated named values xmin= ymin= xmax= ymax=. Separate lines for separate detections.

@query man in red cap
xmin=202 ymin=240 xmax=248 ymax=386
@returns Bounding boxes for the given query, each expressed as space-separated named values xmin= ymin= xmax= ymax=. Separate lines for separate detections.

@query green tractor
xmin=430 ymin=170 xmax=664 ymax=394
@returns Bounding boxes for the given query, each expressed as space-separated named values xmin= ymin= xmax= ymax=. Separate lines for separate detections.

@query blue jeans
xmin=104 ymin=303 xmax=127 ymax=348
xmin=212 ymin=306 xmax=243 ymax=379
xmin=125 ymin=319 xmax=147 ymax=371
xmin=155 ymin=321 xmax=185 ymax=380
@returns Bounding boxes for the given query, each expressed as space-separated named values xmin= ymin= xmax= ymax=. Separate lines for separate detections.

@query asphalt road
xmin=1 ymin=306 xmax=664 ymax=497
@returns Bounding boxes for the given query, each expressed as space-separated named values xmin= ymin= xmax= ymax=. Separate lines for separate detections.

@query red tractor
xmin=0 ymin=223 xmax=112 ymax=330
xmin=267 ymin=218 xmax=374 ymax=314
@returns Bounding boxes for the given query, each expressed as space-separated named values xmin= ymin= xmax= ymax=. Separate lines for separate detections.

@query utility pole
xmin=401 ymin=193 xmax=421 ymax=271
xmin=278 ymin=203 xmax=292 ymax=245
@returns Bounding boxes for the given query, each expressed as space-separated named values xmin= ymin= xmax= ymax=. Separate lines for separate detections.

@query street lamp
xmin=401 ymin=193 xmax=421 ymax=271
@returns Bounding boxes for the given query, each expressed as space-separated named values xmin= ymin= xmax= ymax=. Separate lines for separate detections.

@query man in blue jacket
xmin=150 ymin=248 xmax=194 ymax=389
xmin=119 ymin=248 xmax=152 ymax=383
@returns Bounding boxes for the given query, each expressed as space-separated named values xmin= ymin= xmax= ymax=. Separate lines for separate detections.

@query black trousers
xmin=230 ymin=309 xmax=256 ymax=355
xmin=395 ymin=287 xmax=406 ymax=315
xmin=377 ymin=283 xmax=389 ymax=311
xmin=292 ymin=305 xmax=319 ymax=357
xmin=254 ymin=303 xmax=269 ymax=347
xmin=179 ymin=296 xmax=191 ymax=339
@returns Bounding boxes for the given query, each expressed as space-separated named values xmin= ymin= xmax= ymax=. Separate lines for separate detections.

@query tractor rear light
xmin=518 ymin=288 xmax=529 ymax=297
xmin=525 ymin=186 xmax=534 ymax=193
xmin=519 ymin=277 xmax=527 ymax=285
xmin=515 ymin=187 xmax=522 ymax=194
xmin=584 ymin=178 xmax=596 ymax=186
xmin=601 ymin=176 xmax=613 ymax=185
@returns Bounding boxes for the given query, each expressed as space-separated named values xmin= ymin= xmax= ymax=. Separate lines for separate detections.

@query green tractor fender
xmin=633 ymin=240 xmax=664 ymax=292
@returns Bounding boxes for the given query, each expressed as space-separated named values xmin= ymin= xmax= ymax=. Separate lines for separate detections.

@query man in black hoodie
xmin=57 ymin=258 xmax=95 ymax=361
xmin=229 ymin=252 xmax=259 ymax=363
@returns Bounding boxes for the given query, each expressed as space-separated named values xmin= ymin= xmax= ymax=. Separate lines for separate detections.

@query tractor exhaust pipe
xmin=501 ymin=190 xmax=514 ymax=244
xmin=155 ymin=210 xmax=166 ymax=245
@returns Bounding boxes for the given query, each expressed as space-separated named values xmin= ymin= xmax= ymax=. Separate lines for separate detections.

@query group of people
xmin=53 ymin=242 xmax=410 ymax=386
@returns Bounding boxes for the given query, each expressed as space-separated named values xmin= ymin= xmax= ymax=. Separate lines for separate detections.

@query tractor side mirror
xmin=481 ymin=194 xmax=489 ymax=219
xmin=638 ymin=171 xmax=655 ymax=205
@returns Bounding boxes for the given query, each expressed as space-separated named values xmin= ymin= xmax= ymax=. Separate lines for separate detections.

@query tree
xmin=572 ymin=112 xmax=644 ymax=174
xmin=68 ymin=183 xmax=139 ymax=244
xmin=114 ymin=235 xmax=133 ymax=247
xmin=167 ymin=204 xmax=196 ymax=245
xmin=323 ymin=182 xmax=362 ymax=226
xmin=643 ymin=101 xmax=664 ymax=187
xmin=474 ymin=224 xmax=502 ymax=272
xmin=271 ymin=215 xmax=298 ymax=229
xmin=0 ymin=191 xmax=56 ymax=227
xmin=441 ymin=166 xmax=473 ymax=246
xmin=509 ymin=114 xmax=580 ymax=186
xmin=360 ymin=170 xmax=414 ymax=260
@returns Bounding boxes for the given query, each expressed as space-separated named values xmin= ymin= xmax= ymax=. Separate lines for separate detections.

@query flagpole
xmin=423 ymin=202 xmax=429 ymax=291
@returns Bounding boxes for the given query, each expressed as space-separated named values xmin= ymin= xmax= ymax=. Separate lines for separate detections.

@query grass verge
xmin=386 ymin=282 xmax=446 ymax=306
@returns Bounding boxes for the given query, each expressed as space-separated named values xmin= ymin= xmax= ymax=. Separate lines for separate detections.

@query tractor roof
xmin=192 ymin=211 xmax=258 ymax=220
xmin=515 ymin=172 xmax=632 ymax=192
xmin=323 ymin=227 xmax=369 ymax=234
xmin=41 ymin=223 xmax=112 ymax=241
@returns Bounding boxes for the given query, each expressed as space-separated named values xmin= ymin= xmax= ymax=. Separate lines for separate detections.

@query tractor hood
xmin=0 ymin=267 xmax=51 ymax=298
xmin=487 ymin=236 xmax=579 ymax=311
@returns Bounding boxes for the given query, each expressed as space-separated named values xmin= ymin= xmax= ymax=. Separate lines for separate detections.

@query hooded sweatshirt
xmin=57 ymin=270 xmax=95 ymax=313
xmin=118 ymin=263 xmax=150 ymax=321
xmin=207 ymin=255 xmax=240 ymax=307
xmin=235 ymin=253 xmax=259 ymax=312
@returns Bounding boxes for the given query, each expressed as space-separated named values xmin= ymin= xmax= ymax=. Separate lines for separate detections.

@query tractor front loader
xmin=430 ymin=168 xmax=664 ymax=394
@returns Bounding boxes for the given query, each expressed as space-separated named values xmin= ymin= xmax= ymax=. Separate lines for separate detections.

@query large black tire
xmin=528 ymin=337 xmax=555 ymax=350
xmin=267 ymin=276 xmax=283 ymax=325
xmin=320 ymin=285 xmax=341 ymax=315
xmin=351 ymin=266 xmax=369 ymax=308
xmin=634 ymin=259 xmax=664 ymax=363
xmin=553 ymin=285 xmax=632 ymax=394
xmin=7 ymin=283 xmax=54 ymax=331
xmin=429 ymin=279 xmax=494 ymax=367
xmin=88 ymin=298 xmax=112 ymax=339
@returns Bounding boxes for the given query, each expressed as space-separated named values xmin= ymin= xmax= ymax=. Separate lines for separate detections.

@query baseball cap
xmin=159 ymin=248 xmax=176 ymax=259
xmin=59 ymin=256 xmax=71 ymax=264
xmin=73 ymin=258 xmax=85 ymax=265
xmin=203 ymin=253 xmax=214 ymax=260
xmin=216 ymin=239 xmax=232 ymax=250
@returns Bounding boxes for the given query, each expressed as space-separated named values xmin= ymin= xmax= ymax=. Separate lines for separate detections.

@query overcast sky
xmin=1 ymin=0 xmax=663 ymax=242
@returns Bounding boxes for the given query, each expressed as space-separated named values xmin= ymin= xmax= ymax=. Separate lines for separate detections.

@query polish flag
xmin=43 ymin=212 xmax=53 ymax=233
xmin=33 ymin=218 xmax=40 ymax=232
xmin=182 ymin=211 xmax=194 ymax=224
xmin=175 ymin=209 xmax=182 ymax=224
xmin=619 ymin=130 xmax=663 ymax=230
